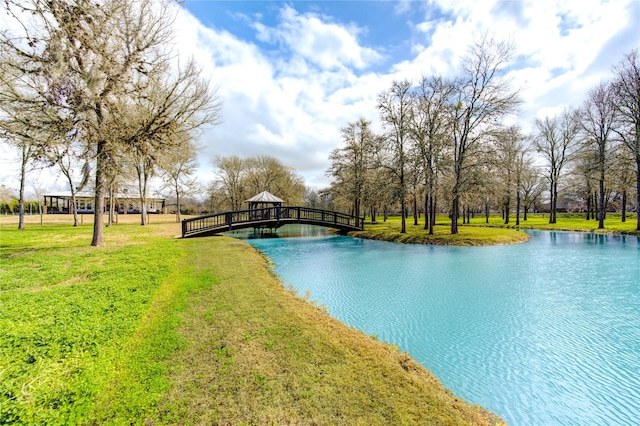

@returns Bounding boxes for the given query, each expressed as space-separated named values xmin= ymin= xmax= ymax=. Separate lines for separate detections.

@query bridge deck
xmin=182 ymin=206 xmax=364 ymax=238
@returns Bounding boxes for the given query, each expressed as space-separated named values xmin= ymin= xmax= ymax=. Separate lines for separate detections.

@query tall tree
xmin=160 ymin=138 xmax=200 ymax=223
xmin=581 ymin=82 xmax=617 ymax=229
xmin=1 ymin=0 xmax=220 ymax=245
xmin=533 ymin=109 xmax=581 ymax=223
xmin=211 ymin=155 xmax=305 ymax=211
xmin=244 ymin=156 xmax=305 ymax=205
xmin=327 ymin=118 xmax=375 ymax=227
xmin=569 ymin=148 xmax=599 ymax=219
xmin=213 ymin=156 xmax=247 ymax=211
xmin=411 ymin=76 xmax=453 ymax=234
xmin=448 ymin=35 xmax=521 ymax=234
xmin=0 ymin=59 xmax=47 ymax=230
xmin=377 ymin=80 xmax=412 ymax=233
xmin=612 ymin=49 xmax=640 ymax=230
xmin=492 ymin=126 xmax=526 ymax=225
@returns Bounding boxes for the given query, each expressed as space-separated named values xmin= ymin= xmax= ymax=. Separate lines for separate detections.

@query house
xmin=43 ymin=191 xmax=166 ymax=214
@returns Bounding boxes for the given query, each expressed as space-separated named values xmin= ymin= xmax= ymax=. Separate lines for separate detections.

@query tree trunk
xmin=504 ymin=197 xmax=510 ymax=225
xmin=622 ymin=189 xmax=627 ymax=222
xmin=18 ymin=154 xmax=26 ymax=231
xmin=176 ymin=184 xmax=182 ymax=223
xmin=423 ymin=191 xmax=429 ymax=231
xmin=92 ymin=140 xmax=107 ymax=246
xmin=70 ymin=193 xmax=80 ymax=227
xmin=431 ymin=196 xmax=437 ymax=234
xmin=400 ymin=173 xmax=406 ymax=233
xmin=451 ymin=195 xmax=459 ymax=234
xmin=516 ymin=191 xmax=521 ymax=226
xmin=550 ymin=180 xmax=558 ymax=224
xmin=401 ymin=200 xmax=406 ymax=233
xmin=485 ymin=201 xmax=489 ymax=223
xmin=636 ymin=158 xmax=640 ymax=231
xmin=586 ymin=192 xmax=591 ymax=220
xmin=598 ymin=180 xmax=605 ymax=229
xmin=429 ymin=194 xmax=435 ymax=235
xmin=138 ymin=165 xmax=150 ymax=226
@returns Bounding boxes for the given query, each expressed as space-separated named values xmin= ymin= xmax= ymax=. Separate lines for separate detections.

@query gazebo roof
xmin=246 ymin=191 xmax=285 ymax=204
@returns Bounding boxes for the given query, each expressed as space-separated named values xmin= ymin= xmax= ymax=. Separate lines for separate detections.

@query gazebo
xmin=246 ymin=191 xmax=285 ymax=210
xmin=245 ymin=191 xmax=285 ymax=230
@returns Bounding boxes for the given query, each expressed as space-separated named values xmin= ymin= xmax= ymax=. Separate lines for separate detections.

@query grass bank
xmin=467 ymin=212 xmax=640 ymax=235
xmin=352 ymin=212 xmax=639 ymax=245
xmin=353 ymin=216 xmax=530 ymax=246
xmin=1 ymin=219 xmax=501 ymax=424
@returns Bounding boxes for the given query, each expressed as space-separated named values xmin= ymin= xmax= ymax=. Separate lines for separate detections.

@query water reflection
xmin=224 ymin=224 xmax=333 ymax=239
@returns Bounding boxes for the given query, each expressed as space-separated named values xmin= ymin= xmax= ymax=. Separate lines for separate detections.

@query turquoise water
xmin=243 ymin=227 xmax=640 ymax=425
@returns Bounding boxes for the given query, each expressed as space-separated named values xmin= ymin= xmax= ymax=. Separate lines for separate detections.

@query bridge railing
xmin=182 ymin=206 xmax=363 ymax=237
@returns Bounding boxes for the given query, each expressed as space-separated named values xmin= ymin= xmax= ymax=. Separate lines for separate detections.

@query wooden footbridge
xmin=182 ymin=206 xmax=364 ymax=238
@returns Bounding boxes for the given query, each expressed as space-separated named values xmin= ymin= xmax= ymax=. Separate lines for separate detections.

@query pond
xmin=233 ymin=226 xmax=640 ymax=425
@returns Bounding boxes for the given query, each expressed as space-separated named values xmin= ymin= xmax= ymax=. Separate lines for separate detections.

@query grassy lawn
xmin=354 ymin=212 xmax=639 ymax=245
xmin=1 ymin=216 xmax=501 ymax=425
xmin=467 ymin=212 xmax=640 ymax=235
xmin=354 ymin=216 xmax=530 ymax=245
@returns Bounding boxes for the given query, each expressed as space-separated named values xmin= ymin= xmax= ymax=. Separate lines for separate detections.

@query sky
xmin=1 ymin=0 xmax=639 ymax=197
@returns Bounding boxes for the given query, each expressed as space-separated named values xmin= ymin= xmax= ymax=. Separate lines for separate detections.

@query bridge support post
xmin=226 ymin=212 xmax=233 ymax=231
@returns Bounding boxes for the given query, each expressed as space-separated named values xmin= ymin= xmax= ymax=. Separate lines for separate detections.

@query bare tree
xmin=377 ymin=80 xmax=412 ymax=233
xmin=160 ymin=138 xmax=200 ymax=223
xmin=411 ymin=75 xmax=453 ymax=234
xmin=533 ymin=109 xmax=581 ymax=223
xmin=518 ymin=161 xmax=544 ymax=221
xmin=327 ymin=118 xmax=376 ymax=227
xmin=612 ymin=49 xmax=640 ymax=230
xmin=580 ymin=82 xmax=618 ymax=229
xmin=448 ymin=35 xmax=521 ymax=234
xmin=1 ymin=0 xmax=220 ymax=245
xmin=491 ymin=126 xmax=527 ymax=225
xmin=213 ymin=156 xmax=247 ymax=211
xmin=45 ymin=137 xmax=91 ymax=226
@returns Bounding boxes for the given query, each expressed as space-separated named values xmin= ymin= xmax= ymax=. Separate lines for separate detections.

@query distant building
xmin=43 ymin=192 xmax=166 ymax=214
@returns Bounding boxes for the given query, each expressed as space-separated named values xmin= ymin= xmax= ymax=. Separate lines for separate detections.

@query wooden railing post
xmin=226 ymin=212 xmax=233 ymax=230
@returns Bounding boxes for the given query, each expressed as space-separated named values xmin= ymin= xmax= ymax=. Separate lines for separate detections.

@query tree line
xmin=325 ymin=37 xmax=640 ymax=234
xmin=0 ymin=0 xmax=220 ymax=245
xmin=208 ymin=155 xmax=307 ymax=212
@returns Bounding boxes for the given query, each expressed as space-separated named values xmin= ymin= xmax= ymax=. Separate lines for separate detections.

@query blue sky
xmin=1 ymin=0 xmax=639 ymax=195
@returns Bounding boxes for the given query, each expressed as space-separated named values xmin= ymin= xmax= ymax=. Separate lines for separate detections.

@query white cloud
xmin=167 ymin=5 xmax=390 ymax=190
xmin=253 ymin=5 xmax=381 ymax=71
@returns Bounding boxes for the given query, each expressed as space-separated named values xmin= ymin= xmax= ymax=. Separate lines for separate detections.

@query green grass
xmin=1 ymin=220 xmax=501 ymax=425
xmin=354 ymin=216 xmax=530 ymax=245
xmin=353 ymin=212 xmax=639 ymax=246
xmin=467 ymin=212 xmax=640 ymax=235
xmin=0 ymin=223 xmax=184 ymax=424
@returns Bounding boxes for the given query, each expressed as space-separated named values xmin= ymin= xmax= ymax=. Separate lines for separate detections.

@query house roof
xmin=246 ymin=191 xmax=285 ymax=203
